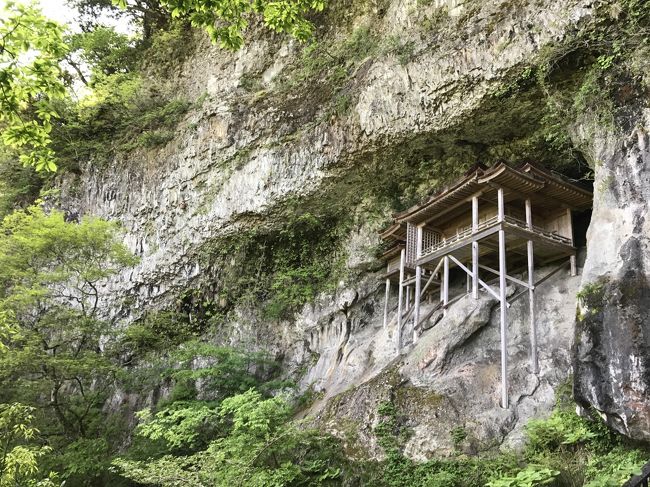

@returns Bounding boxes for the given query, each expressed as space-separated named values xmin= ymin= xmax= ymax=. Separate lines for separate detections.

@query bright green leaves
xmin=131 ymin=0 xmax=325 ymax=49
xmin=0 ymin=2 xmax=68 ymax=172
xmin=0 ymin=205 xmax=137 ymax=484
xmin=0 ymin=403 xmax=57 ymax=487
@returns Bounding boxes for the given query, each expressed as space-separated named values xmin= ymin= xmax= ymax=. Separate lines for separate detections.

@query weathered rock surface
xmin=573 ymin=105 xmax=650 ymax=442
xmin=312 ymin=265 xmax=580 ymax=456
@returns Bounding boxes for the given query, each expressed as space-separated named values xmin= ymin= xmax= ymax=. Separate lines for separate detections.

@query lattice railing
xmin=421 ymin=229 xmax=442 ymax=256
xmin=406 ymin=223 xmax=418 ymax=266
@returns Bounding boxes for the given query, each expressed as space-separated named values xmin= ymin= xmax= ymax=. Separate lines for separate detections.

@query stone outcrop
xmin=315 ymin=264 xmax=580 ymax=457
xmin=573 ymin=104 xmax=650 ymax=441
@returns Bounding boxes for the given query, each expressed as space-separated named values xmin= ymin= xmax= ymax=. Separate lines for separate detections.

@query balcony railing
xmin=420 ymin=215 xmax=571 ymax=258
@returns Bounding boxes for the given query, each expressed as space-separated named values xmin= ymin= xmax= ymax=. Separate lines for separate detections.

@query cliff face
xmin=60 ymin=0 xmax=650 ymax=452
xmin=573 ymin=107 xmax=650 ymax=442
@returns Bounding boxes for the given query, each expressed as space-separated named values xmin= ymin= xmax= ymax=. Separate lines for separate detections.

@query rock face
xmin=61 ymin=0 xmax=650 ymax=453
xmin=315 ymin=265 xmax=580 ymax=457
xmin=573 ymin=106 xmax=650 ymax=442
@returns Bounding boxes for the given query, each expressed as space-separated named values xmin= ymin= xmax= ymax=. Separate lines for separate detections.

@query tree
xmin=119 ymin=0 xmax=325 ymax=49
xmin=0 ymin=205 xmax=137 ymax=483
xmin=114 ymin=389 xmax=346 ymax=486
xmin=0 ymin=2 xmax=68 ymax=172
xmin=69 ymin=0 xmax=170 ymax=40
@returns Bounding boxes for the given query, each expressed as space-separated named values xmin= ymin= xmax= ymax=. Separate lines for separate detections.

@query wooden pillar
xmin=443 ymin=255 xmax=449 ymax=315
xmin=472 ymin=196 xmax=479 ymax=299
xmin=383 ymin=277 xmax=391 ymax=329
xmin=396 ymin=249 xmax=405 ymax=351
xmin=498 ymin=188 xmax=509 ymax=408
xmin=405 ymin=286 xmax=411 ymax=311
xmin=497 ymin=188 xmax=505 ymax=222
xmin=526 ymin=199 xmax=538 ymax=374
xmin=414 ymin=227 xmax=423 ymax=344
xmin=567 ymin=208 xmax=577 ymax=276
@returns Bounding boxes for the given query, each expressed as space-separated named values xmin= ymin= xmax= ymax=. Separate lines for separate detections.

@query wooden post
xmin=397 ymin=249 xmax=405 ymax=351
xmin=472 ymin=196 xmax=479 ymax=299
xmin=526 ymin=199 xmax=538 ymax=374
xmin=383 ymin=277 xmax=391 ymax=329
xmin=497 ymin=188 xmax=505 ymax=223
xmin=567 ymin=208 xmax=577 ymax=276
xmin=498 ymin=188 xmax=509 ymax=408
xmin=414 ymin=227 xmax=423 ymax=344
xmin=443 ymin=255 xmax=449 ymax=315
xmin=406 ymin=286 xmax=411 ymax=311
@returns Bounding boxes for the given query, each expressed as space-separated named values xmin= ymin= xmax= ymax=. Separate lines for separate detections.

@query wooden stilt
xmin=414 ymin=227 xmax=423 ymax=344
xmin=383 ymin=278 xmax=391 ymax=330
xmin=397 ymin=249 xmax=405 ymax=351
xmin=525 ymin=199 xmax=538 ymax=374
xmin=472 ymin=196 xmax=479 ymax=299
xmin=406 ymin=286 xmax=411 ymax=311
xmin=443 ymin=255 xmax=449 ymax=315
xmin=570 ymin=254 xmax=577 ymax=277
xmin=567 ymin=208 xmax=577 ymax=277
xmin=414 ymin=268 xmax=421 ymax=343
xmin=498 ymin=188 xmax=509 ymax=409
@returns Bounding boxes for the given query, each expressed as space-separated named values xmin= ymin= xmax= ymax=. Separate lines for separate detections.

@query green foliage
xmin=121 ymin=311 xmax=197 ymax=355
xmin=199 ymin=211 xmax=348 ymax=321
xmin=66 ymin=27 xmax=138 ymax=81
xmin=486 ymin=465 xmax=559 ymax=487
xmin=50 ymin=72 xmax=191 ymax=169
xmin=584 ymin=447 xmax=647 ymax=486
xmin=0 ymin=204 xmax=137 ymax=485
xmin=115 ymin=389 xmax=351 ymax=486
xmin=451 ymin=426 xmax=468 ymax=452
xmin=150 ymin=0 xmax=326 ymax=49
xmin=0 ymin=2 xmax=68 ymax=171
xmin=0 ymin=150 xmax=44 ymax=218
xmin=0 ymin=403 xmax=57 ymax=487
xmin=524 ymin=409 xmax=598 ymax=454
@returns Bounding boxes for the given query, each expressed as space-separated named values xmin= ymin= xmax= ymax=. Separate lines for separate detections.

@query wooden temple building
xmin=379 ymin=162 xmax=592 ymax=408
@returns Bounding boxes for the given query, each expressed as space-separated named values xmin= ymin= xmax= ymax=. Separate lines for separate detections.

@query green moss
xmin=577 ymin=279 xmax=608 ymax=321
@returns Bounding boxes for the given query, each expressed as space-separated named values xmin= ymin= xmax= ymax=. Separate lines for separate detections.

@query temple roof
xmin=379 ymin=221 xmax=407 ymax=242
xmin=392 ymin=163 xmax=592 ymax=226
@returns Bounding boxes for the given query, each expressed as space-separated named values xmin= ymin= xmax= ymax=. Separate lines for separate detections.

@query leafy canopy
xmin=0 ymin=2 xmax=67 ymax=172
xmin=119 ymin=0 xmax=326 ymax=49
xmin=0 ymin=205 xmax=137 ymax=485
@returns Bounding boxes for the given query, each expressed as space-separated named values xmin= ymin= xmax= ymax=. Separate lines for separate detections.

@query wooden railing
xmin=420 ymin=215 xmax=571 ymax=258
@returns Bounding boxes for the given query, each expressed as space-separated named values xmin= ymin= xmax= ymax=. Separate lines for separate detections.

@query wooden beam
xmin=448 ymin=255 xmax=510 ymax=306
xmin=414 ymin=227 xmax=423 ymax=344
xmin=527 ymin=238 xmax=538 ymax=374
xmin=498 ymin=220 xmax=509 ymax=409
xmin=383 ymin=278 xmax=390 ymax=329
xmin=443 ymin=256 xmax=449 ymax=315
xmin=510 ymin=260 xmax=570 ymax=303
xmin=397 ymin=249 xmax=405 ymax=351
xmin=497 ymin=187 xmax=505 ymax=223
xmin=472 ymin=196 xmax=479 ymax=299
xmin=420 ymin=267 xmax=440 ymax=296
xmin=478 ymin=263 xmax=531 ymax=289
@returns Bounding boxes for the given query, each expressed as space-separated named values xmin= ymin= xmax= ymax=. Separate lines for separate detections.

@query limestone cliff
xmin=59 ymin=0 xmax=650 ymax=454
